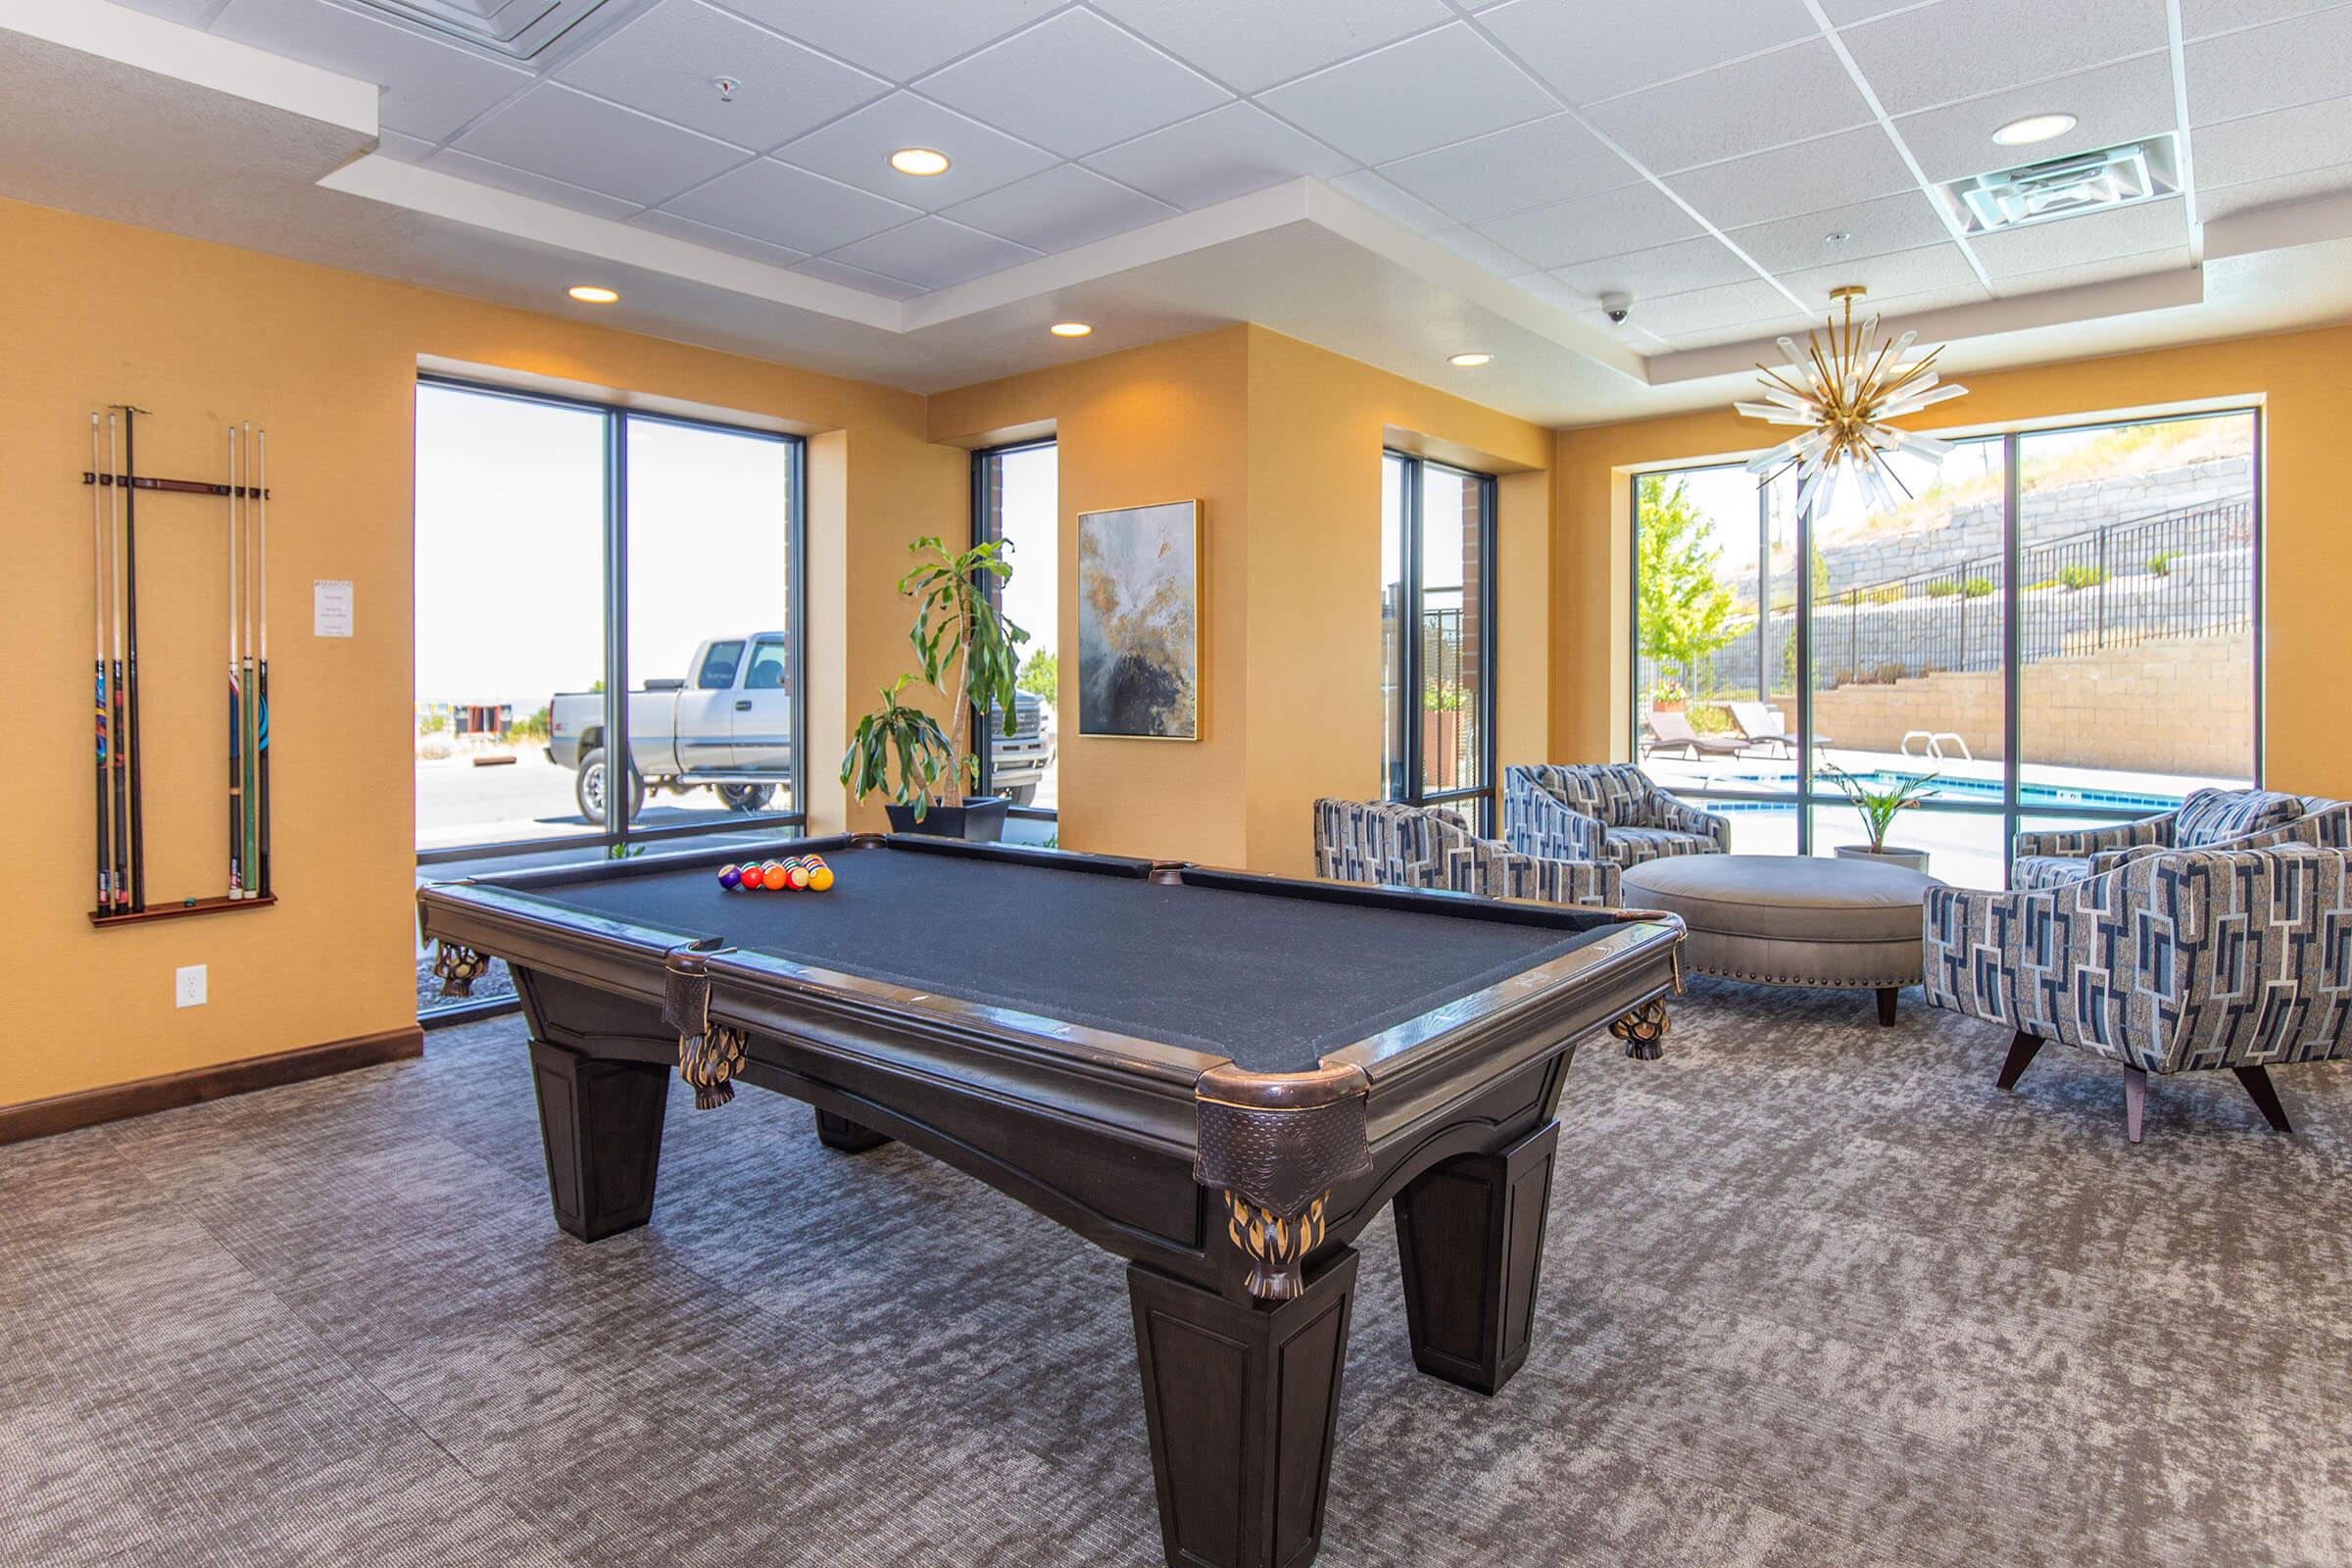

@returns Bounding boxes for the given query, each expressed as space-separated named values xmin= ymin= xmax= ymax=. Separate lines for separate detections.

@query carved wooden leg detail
xmin=1392 ymin=1120 xmax=1558 ymax=1396
xmin=1996 ymin=1032 xmax=2042 ymax=1091
xmin=1608 ymin=997 xmax=1670 ymax=1060
xmin=1128 ymin=1250 xmax=1357 ymax=1568
xmin=529 ymin=1039 xmax=668 ymax=1241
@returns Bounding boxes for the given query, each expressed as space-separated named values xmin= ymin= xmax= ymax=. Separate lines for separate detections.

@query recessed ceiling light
xmin=1824 ymin=229 xmax=1852 ymax=246
xmin=889 ymin=147 xmax=951 ymax=176
xmin=1992 ymin=113 xmax=2078 ymax=147
xmin=567 ymin=285 xmax=618 ymax=304
xmin=1448 ymin=352 xmax=1492 ymax=368
xmin=1050 ymin=321 xmax=1093 ymax=337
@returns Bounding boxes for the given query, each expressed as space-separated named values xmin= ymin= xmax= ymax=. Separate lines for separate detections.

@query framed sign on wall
xmin=1074 ymin=500 xmax=1200 ymax=741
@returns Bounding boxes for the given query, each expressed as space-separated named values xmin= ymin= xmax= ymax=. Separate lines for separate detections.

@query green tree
xmin=1636 ymin=479 xmax=1742 ymax=689
xmin=1016 ymin=648 xmax=1058 ymax=702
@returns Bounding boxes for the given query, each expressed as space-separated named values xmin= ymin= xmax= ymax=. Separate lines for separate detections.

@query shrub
xmin=1963 ymin=575 xmax=1993 ymax=598
xmin=2056 ymin=564 xmax=2105 ymax=591
xmin=1689 ymin=704 xmax=1739 ymax=734
xmin=2147 ymin=551 xmax=2176 ymax=577
xmin=1864 ymin=584 xmax=1905 ymax=605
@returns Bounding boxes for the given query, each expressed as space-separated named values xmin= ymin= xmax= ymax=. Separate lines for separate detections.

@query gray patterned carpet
xmin=6 ymin=980 xmax=2350 ymax=1568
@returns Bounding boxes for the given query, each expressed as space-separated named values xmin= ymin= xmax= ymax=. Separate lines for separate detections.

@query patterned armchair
xmin=2010 ymin=787 xmax=2324 ymax=890
xmin=1925 ymin=798 xmax=2352 ymax=1140
xmin=1313 ymin=798 xmax=1618 ymax=908
xmin=1503 ymin=763 xmax=1731 ymax=870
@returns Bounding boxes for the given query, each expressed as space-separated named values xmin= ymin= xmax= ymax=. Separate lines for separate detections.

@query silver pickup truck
xmin=548 ymin=632 xmax=1054 ymax=823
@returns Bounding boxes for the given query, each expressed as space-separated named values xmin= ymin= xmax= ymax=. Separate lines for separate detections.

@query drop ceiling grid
xmin=116 ymin=0 xmax=2352 ymax=318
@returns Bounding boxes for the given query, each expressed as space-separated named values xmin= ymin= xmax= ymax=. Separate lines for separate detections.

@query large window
xmin=1633 ymin=409 xmax=2259 ymax=889
xmin=973 ymin=440 xmax=1059 ymax=829
xmin=1384 ymin=452 xmax=1496 ymax=830
xmin=416 ymin=379 xmax=804 ymax=860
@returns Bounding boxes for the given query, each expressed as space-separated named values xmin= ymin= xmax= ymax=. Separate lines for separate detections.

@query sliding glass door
xmin=1384 ymin=452 xmax=1496 ymax=831
xmin=1634 ymin=408 xmax=2260 ymax=887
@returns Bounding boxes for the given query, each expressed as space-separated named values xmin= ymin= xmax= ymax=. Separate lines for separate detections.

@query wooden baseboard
xmin=0 ymin=1026 xmax=424 ymax=1146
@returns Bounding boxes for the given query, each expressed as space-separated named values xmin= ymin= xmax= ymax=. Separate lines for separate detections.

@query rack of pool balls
xmin=718 ymin=855 xmax=834 ymax=893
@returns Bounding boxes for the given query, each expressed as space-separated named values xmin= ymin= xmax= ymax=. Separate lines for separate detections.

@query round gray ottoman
xmin=1618 ymin=855 xmax=1946 ymax=1026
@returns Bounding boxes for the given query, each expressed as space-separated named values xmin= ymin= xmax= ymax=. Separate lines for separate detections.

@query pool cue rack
xmin=83 ymin=406 xmax=277 ymax=928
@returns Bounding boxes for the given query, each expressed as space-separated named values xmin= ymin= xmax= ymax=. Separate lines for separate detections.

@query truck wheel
xmin=1006 ymin=783 xmax=1037 ymax=806
xmin=718 ymin=783 xmax=774 ymax=813
xmin=576 ymin=748 xmax=645 ymax=826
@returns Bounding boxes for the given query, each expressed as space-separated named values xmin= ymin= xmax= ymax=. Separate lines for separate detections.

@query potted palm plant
xmin=840 ymin=535 xmax=1029 ymax=841
xmin=1821 ymin=762 xmax=1936 ymax=872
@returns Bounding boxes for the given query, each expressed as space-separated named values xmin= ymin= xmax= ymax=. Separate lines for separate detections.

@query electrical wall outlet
xmin=174 ymin=964 xmax=207 ymax=1007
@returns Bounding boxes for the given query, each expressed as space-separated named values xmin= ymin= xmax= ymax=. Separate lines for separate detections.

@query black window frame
xmin=969 ymin=436 xmax=1059 ymax=821
xmin=413 ymin=373 xmax=808 ymax=869
xmin=1627 ymin=406 xmax=2265 ymax=864
xmin=1386 ymin=451 xmax=1499 ymax=835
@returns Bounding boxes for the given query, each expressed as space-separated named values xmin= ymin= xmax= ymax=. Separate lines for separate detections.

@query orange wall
xmin=1551 ymin=323 xmax=2352 ymax=802
xmin=3 ymin=195 xmax=960 ymax=1108
xmin=929 ymin=325 xmax=1553 ymax=876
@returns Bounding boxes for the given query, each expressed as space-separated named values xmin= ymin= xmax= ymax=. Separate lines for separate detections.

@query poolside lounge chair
xmin=1727 ymin=702 xmax=1826 ymax=755
xmin=1642 ymin=710 xmax=1745 ymax=760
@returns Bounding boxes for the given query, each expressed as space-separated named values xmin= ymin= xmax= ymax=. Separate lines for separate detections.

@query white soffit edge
xmin=0 ymin=0 xmax=375 ymax=133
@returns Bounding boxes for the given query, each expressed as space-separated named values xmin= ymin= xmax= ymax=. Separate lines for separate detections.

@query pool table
xmin=417 ymin=833 xmax=1682 ymax=1568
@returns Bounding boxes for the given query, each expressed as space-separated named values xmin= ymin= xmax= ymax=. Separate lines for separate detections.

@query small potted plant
xmin=840 ymin=535 xmax=1029 ymax=841
xmin=1821 ymin=762 xmax=1936 ymax=872
xmin=1650 ymin=677 xmax=1688 ymax=714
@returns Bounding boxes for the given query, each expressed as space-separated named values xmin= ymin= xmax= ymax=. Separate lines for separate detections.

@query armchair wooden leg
xmin=2123 ymin=1067 xmax=2146 ymax=1144
xmin=1875 ymin=987 xmax=1899 ymax=1028
xmin=1995 ymin=1032 xmax=2041 ymax=1092
xmin=2232 ymin=1066 xmax=2295 ymax=1134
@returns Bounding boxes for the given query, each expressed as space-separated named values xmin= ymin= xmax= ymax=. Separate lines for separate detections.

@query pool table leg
xmin=529 ymin=1040 xmax=668 ymax=1242
xmin=812 ymin=1108 xmax=891 ymax=1153
xmin=1392 ymin=1119 xmax=1559 ymax=1396
xmin=1128 ymin=1250 xmax=1358 ymax=1568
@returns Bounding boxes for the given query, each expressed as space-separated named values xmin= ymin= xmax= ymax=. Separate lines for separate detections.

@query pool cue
xmin=107 ymin=412 xmax=133 ymax=913
xmin=91 ymin=414 xmax=113 ymax=914
xmin=121 ymin=407 xmax=145 ymax=912
xmin=227 ymin=426 xmax=244 ymax=899
xmin=255 ymin=426 xmax=270 ymax=900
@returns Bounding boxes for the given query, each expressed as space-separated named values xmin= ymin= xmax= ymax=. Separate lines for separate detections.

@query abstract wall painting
xmin=1075 ymin=501 xmax=1199 ymax=740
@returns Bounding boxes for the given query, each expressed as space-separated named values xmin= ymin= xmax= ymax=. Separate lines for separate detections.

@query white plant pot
xmin=1835 ymin=843 xmax=1931 ymax=873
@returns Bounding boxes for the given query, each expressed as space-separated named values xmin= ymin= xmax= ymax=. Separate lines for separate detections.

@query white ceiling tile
xmin=1327 ymin=169 xmax=1455 ymax=232
xmin=1632 ymin=277 xmax=1802 ymax=336
xmin=1429 ymin=225 xmax=1534 ymax=275
xmin=791 ymin=254 xmax=929 ymax=300
xmin=772 ymin=93 xmax=1058 ymax=209
xmin=824 ymin=216 xmax=1043 ymax=288
xmin=720 ymin=0 xmax=1061 ymax=81
xmin=2194 ymin=93 xmax=2352 ymax=187
xmin=1777 ymin=241 xmax=1979 ymax=307
xmin=1083 ymin=103 xmax=1352 ymax=208
xmin=940 ymin=163 xmax=1177 ymax=250
xmin=1554 ymin=234 xmax=1760 ymax=298
xmin=2180 ymin=0 xmax=2343 ymax=39
xmin=2187 ymin=6 xmax=2352 ymax=124
xmin=1967 ymin=196 xmax=2188 ymax=275
xmin=2200 ymin=159 xmax=2352 ymax=218
xmin=1513 ymin=271 xmax=1595 ymax=313
xmin=374 ymin=129 xmax=434 ymax=162
xmin=914 ymin=10 xmax=1230 ymax=158
xmin=554 ymin=0 xmax=889 ymax=152
xmin=1479 ymin=0 xmax=1818 ymax=106
xmin=1256 ymin=24 xmax=1558 ymax=165
xmin=1988 ymin=246 xmax=2188 ymax=293
xmin=1814 ymin=0 xmax=1921 ymax=21
xmin=423 ymin=146 xmax=647 ymax=219
xmin=452 ymin=85 xmax=748 ymax=207
xmin=1585 ymin=41 xmax=1873 ymax=172
xmin=211 ymin=0 xmax=532 ymax=141
xmin=1891 ymin=53 xmax=2178 ymax=182
xmin=1477 ymin=181 xmax=1700 ymax=268
xmin=663 ymin=157 xmax=921 ymax=251
xmin=1838 ymin=278 xmax=1991 ymax=316
xmin=1663 ymin=126 xmax=1918 ymax=228
xmin=1839 ymin=0 xmax=2171 ymax=116
xmin=1729 ymin=190 xmax=1953 ymax=272
xmin=627 ymin=207 xmax=811 ymax=268
xmin=110 ymin=0 xmax=225 ymax=23
xmin=1378 ymin=113 xmax=1639 ymax=225
xmin=1090 ymin=0 xmax=1453 ymax=94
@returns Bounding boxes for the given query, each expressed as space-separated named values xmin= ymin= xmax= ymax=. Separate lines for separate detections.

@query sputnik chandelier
xmin=1735 ymin=284 xmax=1968 ymax=515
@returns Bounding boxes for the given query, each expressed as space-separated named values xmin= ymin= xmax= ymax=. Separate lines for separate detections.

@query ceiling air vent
xmin=338 ymin=0 xmax=628 ymax=61
xmin=1936 ymin=135 xmax=2180 ymax=236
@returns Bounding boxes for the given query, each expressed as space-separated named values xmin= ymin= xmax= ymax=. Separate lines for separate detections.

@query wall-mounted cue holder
xmin=83 ymin=406 xmax=276 ymax=927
